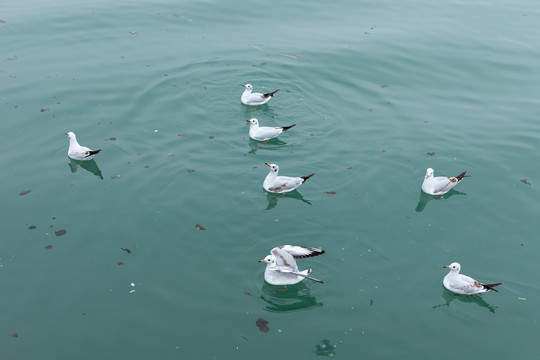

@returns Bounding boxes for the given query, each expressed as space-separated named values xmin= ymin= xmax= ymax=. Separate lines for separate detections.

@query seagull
xmin=263 ymin=163 xmax=314 ymax=193
xmin=246 ymin=118 xmax=296 ymax=141
xmin=65 ymin=132 xmax=102 ymax=166
xmin=241 ymin=84 xmax=279 ymax=105
xmin=259 ymin=245 xmax=325 ymax=285
xmin=443 ymin=262 xmax=502 ymax=295
xmin=422 ymin=168 xmax=469 ymax=195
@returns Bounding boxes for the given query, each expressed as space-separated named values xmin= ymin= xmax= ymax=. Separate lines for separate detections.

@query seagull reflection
xmin=68 ymin=158 xmax=103 ymax=180
xmin=314 ymin=339 xmax=337 ymax=357
xmin=432 ymin=287 xmax=497 ymax=313
xmin=415 ymin=189 xmax=467 ymax=212
xmin=264 ymin=189 xmax=312 ymax=210
xmin=247 ymin=137 xmax=288 ymax=154
xmin=260 ymin=281 xmax=323 ymax=313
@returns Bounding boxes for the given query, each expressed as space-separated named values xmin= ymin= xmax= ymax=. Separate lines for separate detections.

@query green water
xmin=2 ymin=0 xmax=539 ymax=358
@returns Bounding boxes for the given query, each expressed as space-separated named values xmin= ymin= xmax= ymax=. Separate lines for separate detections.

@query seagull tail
xmin=86 ymin=149 xmax=102 ymax=157
xmin=455 ymin=171 xmax=469 ymax=181
xmin=264 ymin=89 xmax=279 ymax=98
xmin=295 ymin=272 xmax=324 ymax=283
xmin=281 ymin=124 xmax=296 ymax=132
xmin=301 ymin=173 xmax=315 ymax=183
xmin=483 ymin=283 xmax=502 ymax=292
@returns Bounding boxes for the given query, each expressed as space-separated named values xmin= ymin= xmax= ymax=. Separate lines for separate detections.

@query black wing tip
xmin=264 ymin=89 xmax=280 ymax=98
xmin=484 ymin=283 xmax=502 ymax=292
xmin=301 ymin=173 xmax=315 ymax=182
xmin=85 ymin=149 xmax=102 ymax=157
xmin=281 ymin=124 xmax=296 ymax=131
xmin=456 ymin=171 xmax=469 ymax=181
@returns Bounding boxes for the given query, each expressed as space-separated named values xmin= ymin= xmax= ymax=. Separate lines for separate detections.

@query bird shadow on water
xmin=432 ymin=287 xmax=497 ymax=313
xmin=259 ymin=281 xmax=323 ymax=313
xmin=68 ymin=159 xmax=103 ymax=180
xmin=264 ymin=190 xmax=312 ymax=210
xmin=247 ymin=138 xmax=288 ymax=155
xmin=415 ymin=189 xmax=467 ymax=212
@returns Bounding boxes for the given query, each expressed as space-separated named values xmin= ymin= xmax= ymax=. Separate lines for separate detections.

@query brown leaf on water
xmin=117 ymin=262 xmax=124 ymax=266
xmin=168 ymin=153 xmax=175 ymax=157
xmin=370 ymin=299 xmax=374 ymax=305
xmin=55 ymin=229 xmax=67 ymax=236
xmin=520 ymin=179 xmax=531 ymax=186
xmin=256 ymin=318 xmax=269 ymax=332
xmin=195 ymin=224 xmax=206 ymax=230
xmin=426 ymin=152 xmax=435 ymax=156
xmin=121 ymin=248 xmax=131 ymax=254
xmin=244 ymin=291 xmax=252 ymax=296
xmin=28 ymin=225 xmax=36 ymax=230
xmin=19 ymin=189 xmax=31 ymax=196
xmin=11 ymin=332 xmax=18 ymax=338
xmin=45 ymin=245 xmax=53 ymax=250
xmin=324 ymin=192 xmax=336 ymax=196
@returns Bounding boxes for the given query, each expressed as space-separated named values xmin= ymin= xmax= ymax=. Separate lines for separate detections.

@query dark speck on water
xmin=256 ymin=318 xmax=269 ymax=333
xmin=45 ymin=245 xmax=53 ymax=250
xmin=195 ymin=224 xmax=206 ymax=230
xmin=187 ymin=169 xmax=195 ymax=173
xmin=55 ymin=229 xmax=67 ymax=236
xmin=324 ymin=192 xmax=336 ymax=196
xmin=426 ymin=152 xmax=435 ymax=156
xmin=19 ymin=190 xmax=32 ymax=196
xmin=121 ymin=248 xmax=131 ymax=254
xmin=28 ymin=225 xmax=36 ymax=230
xmin=520 ymin=179 xmax=531 ymax=186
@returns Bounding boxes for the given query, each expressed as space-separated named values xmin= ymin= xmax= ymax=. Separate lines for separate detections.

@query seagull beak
xmin=246 ymin=120 xmax=251 ymax=123
xmin=258 ymin=259 xmax=265 ymax=263
xmin=265 ymin=163 xmax=271 ymax=167
xmin=242 ymin=84 xmax=247 ymax=88
xmin=443 ymin=266 xmax=450 ymax=268
xmin=65 ymin=132 xmax=69 ymax=135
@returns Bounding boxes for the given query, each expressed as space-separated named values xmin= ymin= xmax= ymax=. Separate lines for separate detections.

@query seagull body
xmin=241 ymin=84 xmax=279 ymax=105
xmin=422 ymin=168 xmax=468 ymax=195
xmin=263 ymin=163 xmax=314 ymax=193
xmin=259 ymin=245 xmax=325 ymax=285
xmin=66 ymin=132 xmax=102 ymax=161
xmin=443 ymin=262 xmax=502 ymax=295
xmin=246 ymin=118 xmax=295 ymax=141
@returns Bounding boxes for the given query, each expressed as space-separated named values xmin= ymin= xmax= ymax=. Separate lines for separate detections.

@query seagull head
xmin=246 ymin=118 xmax=259 ymax=126
xmin=65 ymin=132 xmax=76 ymax=140
xmin=265 ymin=163 xmax=279 ymax=174
xmin=425 ymin=168 xmax=434 ymax=179
xmin=444 ymin=262 xmax=461 ymax=272
xmin=259 ymin=255 xmax=274 ymax=264
xmin=242 ymin=84 xmax=253 ymax=91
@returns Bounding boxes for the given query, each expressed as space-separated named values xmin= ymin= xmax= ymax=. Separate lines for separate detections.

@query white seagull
xmin=443 ymin=262 xmax=502 ymax=295
xmin=263 ymin=163 xmax=314 ymax=193
xmin=241 ymin=84 xmax=279 ymax=105
xmin=65 ymin=132 xmax=102 ymax=165
xmin=246 ymin=118 xmax=296 ymax=141
xmin=259 ymin=245 xmax=325 ymax=285
xmin=422 ymin=168 xmax=469 ymax=195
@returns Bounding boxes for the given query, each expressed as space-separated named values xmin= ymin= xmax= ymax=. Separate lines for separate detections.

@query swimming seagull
xmin=443 ymin=262 xmax=502 ymax=295
xmin=263 ymin=163 xmax=314 ymax=193
xmin=421 ymin=168 xmax=469 ymax=195
xmin=259 ymin=245 xmax=325 ymax=285
xmin=246 ymin=118 xmax=296 ymax=141
xmin=241 ymin=84 xmax=279 ymax=105
xmin=65 ymin=132 xmax=102 ymax=166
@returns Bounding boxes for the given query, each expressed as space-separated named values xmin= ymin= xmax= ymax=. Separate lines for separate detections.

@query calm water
xmin=2 ymin=0 xmax=540 ymax=358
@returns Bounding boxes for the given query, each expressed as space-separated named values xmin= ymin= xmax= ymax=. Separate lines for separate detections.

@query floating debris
xmin=209 ymin=136 xmax=215 ymax=139
xmin=40 ymin=107 xmax=49 ymax=112
xmin=121 ymin=248 xmax=131 ymax=254
xmin=45 ymin=245 xmax=53 ymax=250
xmin=118 ymin=262 xmax=124 ymax=266
xmin=260 ymin=62 xmax=267 ymax=66
xmin=55 ymin=229 xmax=67 ymax=236
xmin=370 ymin=299 xmax=374 ymax=305
xmin=426 ymin=152 xmax=435 ymax=156
xmin=11 ymin=332 xmax=18 ymax=338
xmin=168 ymin=153 xmax=175 ymax=157
xmin=347 ymin=167 xmax=352 ymax=170
xmin=187 ymin=169 xmax=195 ymax=173
xmin=177 ymin=134 xmax=185 ymax=137
xmin=195 ymin=224 xmax=206 ymax=230
xmin=381 ymin=84 xmax=389 ymax=88
xmin=324 ymin=192 xmax=336 ymax=196
xmin=129 ymin=31 xmax=138 ymax=35
xmin=520 ymin=179 xmax=531 ymax=186
xmin=256 ymin=318 xmax=269 ymax=332
xmin=251 ymin=45 xmax=302 ymax=59
xmin=244 ymin=291 xmax=252 ymax=296
xmin=28 ymin=225 xmax=36 ymax=230
xmin=518 ymin=297 xmax=527 ymax=301
xmin=19 ymin=189 xmax=31 ymax=196
xmin=104 ymin=137 xmax=117 ymax=141
xmin=240 ymin=334 xmax=248 ymax=341
xmin=144 ymin=165 xmax=150 ymax=168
